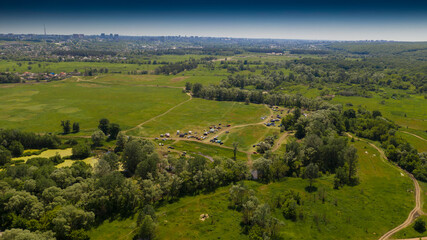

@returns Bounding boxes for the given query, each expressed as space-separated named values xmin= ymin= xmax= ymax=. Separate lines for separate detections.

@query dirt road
xmin=345 ymin=133 xmax=424 ymax=240
xmin=401 ymin=131 xmax=427 ymax=142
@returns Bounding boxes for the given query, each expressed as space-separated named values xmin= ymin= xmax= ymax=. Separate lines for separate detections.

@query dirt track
xmin=401 ymin=131 xmax=427 ymax=142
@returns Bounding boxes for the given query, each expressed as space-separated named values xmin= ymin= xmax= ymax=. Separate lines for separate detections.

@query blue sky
xmin=1 ymin=0 xmax=427 ymax=41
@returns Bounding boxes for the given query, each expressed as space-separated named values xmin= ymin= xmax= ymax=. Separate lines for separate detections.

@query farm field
xmin=88 ymin=138 xmax=415 ymax=240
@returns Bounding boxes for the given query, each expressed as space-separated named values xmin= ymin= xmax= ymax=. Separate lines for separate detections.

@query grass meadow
xmin=128 ymin=99 xmax=270 ymax=137
xmin=0 ymin=78 xmax=188 ymax=133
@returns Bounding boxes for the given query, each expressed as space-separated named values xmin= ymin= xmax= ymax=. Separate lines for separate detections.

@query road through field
xmin=401 ymin=131 xmax=427 ymax=142
xmin=345 ymin=133 xmax=424 ymax=240
xmin=124 ymin=91 xmax=192 ymax=133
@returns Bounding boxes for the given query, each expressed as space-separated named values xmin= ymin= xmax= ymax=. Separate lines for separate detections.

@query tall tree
xmin=233 ymin=142 xmax=239 ymax=161
xmin=303 ymin=163 xmax=319 ymax=189
xmin=72 ymin=122 xmax=80 ymax=133
xmin=61 ymin=120 xmax=71 ymax=134
xmin=98 ymin=118 xmax=110 ymax=135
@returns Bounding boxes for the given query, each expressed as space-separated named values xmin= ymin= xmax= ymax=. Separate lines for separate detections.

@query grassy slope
xmin=88 ymin=140 xmax=414 ymax=240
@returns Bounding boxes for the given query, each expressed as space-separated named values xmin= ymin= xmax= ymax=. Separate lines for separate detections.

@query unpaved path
xmin=205 ymin=105 xmax=273 ymax=142
xmin=272 ymin=132 xmax=290 ymax=152
xmin=345 ymin=133 xmax=424 ymax=240
xmin=124 ymin=92 xmax=192 ymax=134
xmin=401 ymin=131 xmax=427 ymax=142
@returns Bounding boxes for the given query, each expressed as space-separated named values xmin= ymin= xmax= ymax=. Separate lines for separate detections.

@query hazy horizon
xmin=1 ymin=0 xmax=427 ymax=41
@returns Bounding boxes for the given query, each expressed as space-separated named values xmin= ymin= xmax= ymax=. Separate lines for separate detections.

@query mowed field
xmin=88 ymin=140 xmax=415 ymax=240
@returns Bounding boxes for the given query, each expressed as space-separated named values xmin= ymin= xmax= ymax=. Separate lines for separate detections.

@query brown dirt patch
xmin=171 ymin=76 xmax=189 ymax=82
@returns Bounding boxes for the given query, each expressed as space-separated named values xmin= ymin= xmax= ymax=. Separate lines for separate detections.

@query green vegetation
xmin=1 ymin=38 xmax=426 ymax=240
xmin=394 ymin=216 xmax=427 ymax=239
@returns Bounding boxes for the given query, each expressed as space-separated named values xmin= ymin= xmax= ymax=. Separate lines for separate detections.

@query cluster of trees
xmin=0 ymin=129 xmax=61 ymax=165
xmin=220 ymin=72 xmax=287 ymax=90
xmin=0 ymin=130 xmax=250 ymax=239
xmin=253 ymin=109 xmax=359 ymax=188
xmin=343 ymin=108 xmax=427 ymax=181
xmin=60 ymin=120 xmax=79 ymax=134
xmin=154 ymin=59 xmax=198 ymax=75
xmin=229 ymin=183 xmax=282 ymax=239
xmin=190 ymin=82 xmax=336 ymax=111
xmin=83 ymin=68 xmax=109 ymax=76
xmin=97 ymin=118 xmax=121 ymax=140
xmin=0 ymin=72 xmax=21 ymax=83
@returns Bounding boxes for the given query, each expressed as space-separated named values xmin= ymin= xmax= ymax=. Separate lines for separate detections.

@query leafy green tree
xmin=61 ymin=120 xmax=71 ymax=134
xmin=136 ymin=153 xmax=159 ymax=179
xmin=344 ymin=145 xmax=358 ymax=184
xmin=101 ymin=152 xmax=120 ymax=171
xmin=108 ymin=123 xmax=121 ymax=140
xmin=122 ymin=140 xmax=154 ymax=175
xmin=303 ymin=163 xmax=319 ymax=189
xmin=98 ymin=118 xmax=110 ymax=135
xmin=115 ymin=132 xmax=127 ymax=152
xmin=91 ymin=130 xmax=105 ymax=146
xmin=372 ymin=110 xmax=382 ymax=118
xmin=0 ymin=146 xmax=12 ymax=166
xmin=185 ymin=82 xmax=192 ymax=91
xmin=72 ymin=143 xmax=91 ymax=159
xmin=414 ymin=218 xmax=426 ymax=233
xmin=134 ymin=215 xmax=156 ymax=240
xmin=233 ymin=142 xmax=239 ymax=161
xmin=1 ymin=229 xmax=55 ymax=240
xmin=9 ymin=141 xmax=24 ymax=157
xmin=72 ymin=122 xmax=80 ymax=133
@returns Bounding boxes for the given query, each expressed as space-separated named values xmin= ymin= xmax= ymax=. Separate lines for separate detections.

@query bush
xmin=72 ymin=143 xmax=91 ymax=159
xmin=414 ymin=218 xmax=426 ymax=233
xmin=9 ymin=141 xmax=24 ymax=157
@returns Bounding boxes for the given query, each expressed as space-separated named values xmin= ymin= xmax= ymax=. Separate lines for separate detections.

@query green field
xmin=0 ymin=78 xmax=188 ymax=133
xmin=217 ymin=124 xmax=277 ymax=151
xmin=331 ymin=92 xmax=427 ymax=131
xmin=171 ymin=140 xmax=248 ymax=161
xmin=128 ymin=99 xmax=270 ymax=137
xmin=12 ymin=148 xmax=72 ymax=162
xmin=397 ymin=131 xmax=427 ymax=153
xmin=394 ymin=215 xmax=427 ymax=239
xmin=88 ymin=139 xmax=414 ymax=240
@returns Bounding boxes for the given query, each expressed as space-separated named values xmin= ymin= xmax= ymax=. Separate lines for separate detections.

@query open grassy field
xmin=12 ymin=148 xmax=73 ymax=162
xmin=331 ymin=92 xmax=427 ymax=131
xmin=397 ymin=131 xmax=427 ymax=153
xmin=128 ymin=99 xmax=270 ymax=137
xmin=0 ymin=60 xmax=161 ymax=73
xmin=87 ymin=139 xmax=414 ymax=240
xmin=57 ymin=157 xmax=99 ymax=168
xmin=393 ymin=215 xmax=427 ymax=239
xmin=0 ymin=79 xmax=188 ymax=133
xmin=170 ymin=140 xmax=248 ymax=161
xmin=217 ymin=125 xmax=277 ymax=151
